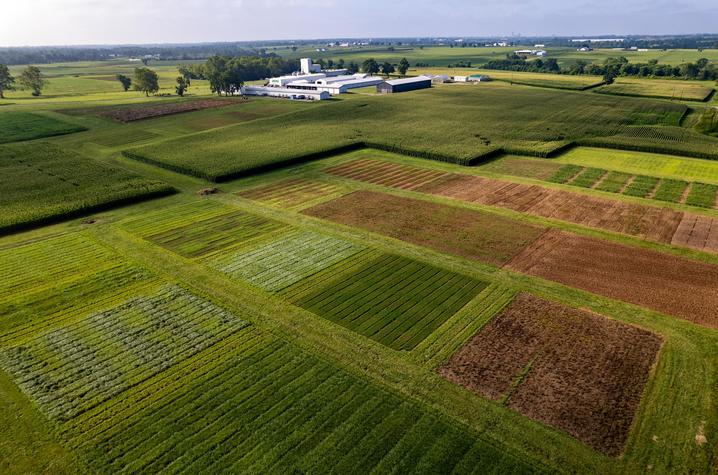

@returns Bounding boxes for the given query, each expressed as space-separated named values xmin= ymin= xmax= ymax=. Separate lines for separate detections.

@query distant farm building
xmin=241 ymin=86 xmax=329 ymax=101
xmin=376 ymin=76 xmax=432 ymax=94
xmin=430 ymin=75 xmax=450 ymax=84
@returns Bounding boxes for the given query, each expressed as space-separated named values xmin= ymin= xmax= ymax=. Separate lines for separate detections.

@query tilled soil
xmin=302 ymin=190 xmax=545 ymax=267
xmin=438 ymin=293 xmax=662 ymax=455
xmin=97 ymin=98 xmax=243 ymax=122
xmin=507 ymin=229 xmax=718 ymax=327
xmin=671 ymin=214 xmax=718 ymax=254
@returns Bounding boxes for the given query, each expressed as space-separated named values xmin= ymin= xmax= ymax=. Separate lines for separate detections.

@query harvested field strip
xmin=291 ymin=253 xmax=488 ymax=350
xmin=0 ymin=264 xmax=158 ymax=345
xmin=87 ymin=129 xmax=159 ymax=148
xmin=0 ymin=284 xmax=249 ymax=421
xmin=67 ymin=98 xmax=245 ymax=122
xmin=507 ymin=230 xmax=718 ymax=327
xmin=303 ymin=190 xmax=545 ymax=267
xmin=479 ymin=156 xmax=563 ymax=180
xmin=671 ymin=214 xmax=718 ymax=254
xmin=64 ymin=332 xmax=532 ymax=473
xmin=209 ymin=231 xmax=365 ymax=292
xmin=237 ymin=178 xmax=344 ymax=209
xmin=324 ymin=159 xmax=449 ymax=190
xmin=145 ymin=210 xmax=287 ymax=258
xmin=122 ymin=200 xmax=235 ymax=236
xmin=439 ymin=293 xmax=661 ymax=455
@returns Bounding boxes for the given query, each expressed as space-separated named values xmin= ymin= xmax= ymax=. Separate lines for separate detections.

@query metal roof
xmin=384 ymin=76 xmax=432 ymax=86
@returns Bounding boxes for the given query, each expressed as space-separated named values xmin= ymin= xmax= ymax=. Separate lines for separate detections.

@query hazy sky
xmin=2 ymin=0 xmax=717 ymax=46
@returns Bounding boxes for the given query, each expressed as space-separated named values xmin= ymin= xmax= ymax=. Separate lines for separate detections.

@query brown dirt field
xmin=302 ymin=190 xmax=545 ymax=267
xmin=671 ymin=214 xmax=718 ymax=254
xmin=419 ymin=174 xmax=684 ymax=244
xmin=97 ymin=98 xmax=244 ymax=122
xmin=507 ymin=229 xmax=718 ymax=327
xmin=325 ymin=159 xmax=448 ymax=190
xmin=238 ymin=178 xmax=343 ymax=208
xmin=438 ymin=293 xmax=661 ymax=456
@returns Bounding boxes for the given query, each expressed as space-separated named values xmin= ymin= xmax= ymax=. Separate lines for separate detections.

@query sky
xmin=2 ymin=0 xmax=717 ymax=47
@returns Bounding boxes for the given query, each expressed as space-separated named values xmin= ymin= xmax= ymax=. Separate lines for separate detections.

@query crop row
xmin=145 ymin=210 xmax=286 ymax=258
xmin=0 ymin=285 xmax=249 ymax=421
xmin=0 ymin=111 xmax=87 ymax=144
xmin=291 ymin=253 xmax=487 ymax=351
xmin=238 ymin=178 xmax=344 ymax=209
xmin=209 ymin=231 xmax=365 ymax=292
xmin=65 ymin=333 xmax=528 ymax=473
xmin=582 ymin=126 xmax=718 ymax=160
xmin=548 ymin=164 xmax=716 ymax=207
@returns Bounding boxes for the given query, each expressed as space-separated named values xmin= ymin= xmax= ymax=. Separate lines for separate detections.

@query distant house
xmin=468 ymin=74 xmax=491 ymax=82
xmin=577 ymin=47 xmax=593 ymax=52
xmin=453 ymin=75 xmax=469 ymax=82
xmin=430 ymin=75 xmax=450 ymax=84
xmin=376 ymin=76 xmax=432 ymax=93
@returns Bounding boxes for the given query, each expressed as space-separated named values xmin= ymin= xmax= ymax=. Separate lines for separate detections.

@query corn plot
xmin=209 ymin=231 xmax=365 ymax=292
xmin=0 ymin=284 xmax=249 ymax=421
xmin=145 ymin=210 xmax=286 ymax=258
xmin=63 ymin=331 xmax=528 ymax=474
xmin=288 ymin=253 xmax=487 ymax=350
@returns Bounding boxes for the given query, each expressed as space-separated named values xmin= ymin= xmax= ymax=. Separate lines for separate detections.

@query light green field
xmin=596 ymin=77 xmax=715 ymax=101
xmin=554 ymin=147 xmax=718 ymax=184
xmin=415 ymin=67 xmax=604 ymax=89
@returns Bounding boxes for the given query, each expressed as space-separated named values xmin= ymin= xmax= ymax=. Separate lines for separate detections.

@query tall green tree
xmin=397 ymin=58 xmax=410 ymax=76
xmin=18 ymin=66 xmax=45 ymax=96
xmin=175 ymin=76 xmax=189 ymax=96
xmin=0 ymin=64 xmax=15 ymax=98
xmin=380 ymin=62 xmax=395 ymax=76
xmin=362 ymin=58 xmax=379 ymax=75
xmin=116 ymin=74 xmax=132 ymax=91
xmin=133 ymin=67 xmax=159 ymax=96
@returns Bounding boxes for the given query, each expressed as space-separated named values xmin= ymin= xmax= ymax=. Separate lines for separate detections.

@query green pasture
xmin=596 ymin=77 xmax=715 ymax=101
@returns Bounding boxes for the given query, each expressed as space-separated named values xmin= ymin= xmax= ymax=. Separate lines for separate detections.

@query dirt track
xmin=438 ymin=293 xmax=661 ymax=455
xmin=507 ymin=229 xmax=718 ymax=327
xmin=302 ymin=190 xmax=544 ymax=267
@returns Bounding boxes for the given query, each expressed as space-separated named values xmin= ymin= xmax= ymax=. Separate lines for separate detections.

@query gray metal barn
xmin=376 ymin=76 xmax=432 ymax=94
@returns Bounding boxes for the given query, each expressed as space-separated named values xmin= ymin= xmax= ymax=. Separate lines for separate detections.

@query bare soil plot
xmin=302 ymin=190 xmax=545 ymax=267
xmin=69 ymin=98 xmax=244 ymax=122
xmin=507 ymin=230 xmax=718 ymax=327
xmin=419 ymin=173 xmax=683 ymax=244
xmin=438 ymin=293 xmax=661 ymax=455
xmin=238 ymin=178 xmax=344 ymax=208
xmin=325 ymin=159 xmax=449 ymax=190
xmin=671 ymin=214 xmax=718 ymax=254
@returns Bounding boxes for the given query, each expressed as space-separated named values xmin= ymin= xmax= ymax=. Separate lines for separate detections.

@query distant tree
xmin=175 ymin=76 xmax=189 ymax=96
xmin=203 ymin=55 xmax=244 ymax=96
xmin=387 ymin=46 xmax=395 ymax=52
xmin=133 ymin=67 xmax=159 ymax=96
xmin=291 ymin=46 xmax=298 ymax=52
xmin=380 ymin=62 xmax=395 ymax=76
xmin=18 ymin=66 xmax=45 ymax=96
xmin=397 ymin=58 xmax=410 ymax=76
xmin=0 ymin=64 xmax=15 ymax=98
xmin=115 ymin=74 xmax=132 ymax=91
xmin=347 ymin=61 xmax=359 ymax=74
xmin=326 ymin=59 xmax=334 ymax=69
xmin=177 ymin=66 xmax=193 ymax=85
xmin=337 ymin=58 xmax=345 ymax=69
xmin=362 ymin=58 xmax=380 ymax=75
xmin=603 ymin=70 xmax=617 ymax=85
xmin=141 ymin=57 xmax=150 ymax=66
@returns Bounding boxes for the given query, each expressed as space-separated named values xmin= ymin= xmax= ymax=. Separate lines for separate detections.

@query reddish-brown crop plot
xmin=420 ymin=173 xmax=684 ymax=244
xmin=324 ymin=159 xmax=449 ymax=190
xmin=507 ymin=229 xmax=718 ymax=327
xmin=237 ymin=178 xmax=343 ymax=208
xmin=92 ymin=98 xmax=243 ymax=122
xmin=302 ymin=190 xmax=545 ymax=267
xmin=671 ymin=214 xmax=718 ymax=254
xmin=438 ymin=293 xmax=661 ymax=455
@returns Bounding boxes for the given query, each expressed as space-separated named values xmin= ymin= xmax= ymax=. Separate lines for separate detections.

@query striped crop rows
xmin=210 ymin=231 xmax=365 ymax=292
xmin=237 ymin=177 xmax=344 ymax=209
xmin=64 ymin=331 xmax=528 ymax=474
xmin=0 ymin=285 xmax=249 ymax=421
xmin=290 ymin=254 xmax=488 ymax=351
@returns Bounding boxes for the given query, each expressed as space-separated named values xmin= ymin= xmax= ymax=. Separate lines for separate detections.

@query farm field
xmin=416 ymin=67 xmax=605 ymax=90
xmin=4 ymin=50 xmax=718 ymax=474
xmin=0 ymin=142 xmax=173 ymax=232
xmin=595 ymin=77 xmax=715 ymax=101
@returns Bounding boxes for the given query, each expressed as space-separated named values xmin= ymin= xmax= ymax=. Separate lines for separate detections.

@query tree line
xmin=0 ymin=65 xmax=45 ymax=97
xmin=483 ymin=54 xmax=718 ymax=81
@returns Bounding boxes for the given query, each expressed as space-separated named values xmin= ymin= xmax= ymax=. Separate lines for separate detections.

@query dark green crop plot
xmin=125 ymin=85 xmax=689 ymax=181
xmin=291 ymin=253 xmax=487 ymax=350
xmin=547 ymin=164 xmax=584 ymax=184
xmin=568 ymin=167 xmax=606 ymax=188
xmin=653 ymin=179 xmax=689 ymax=203
xmin=685 ymin=183 xmax=718 ymax=208
xmin=66 ymin=333 xmax=534 ymax=474
xmin=145 ymin=210 xmax=286 ymax=258
xmin=595 ymin=171 xmax=632 ymax=193
xmin=0 ymin=112 xmax=86 ymax=144
xmin=0 ymin=143 xmax=173 ymax=233
xmin=623 ymin=175 xmax=660 ymax=198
